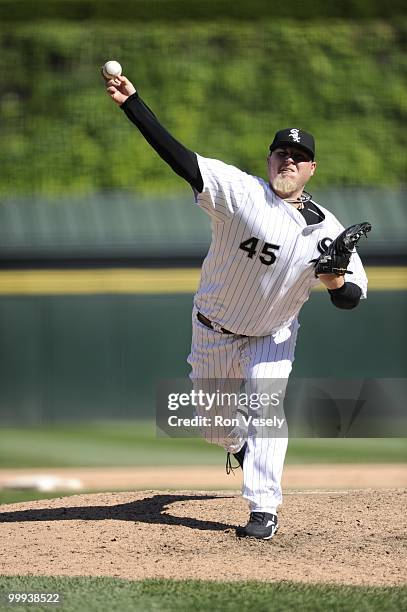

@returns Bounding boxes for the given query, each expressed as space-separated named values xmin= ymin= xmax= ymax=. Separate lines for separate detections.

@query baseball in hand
xmin=102 ymin=60 xmax=122 ymax=79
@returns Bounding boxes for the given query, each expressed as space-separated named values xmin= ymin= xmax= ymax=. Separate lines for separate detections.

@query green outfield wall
xmin=1 ymin=190 xmax=405 ymax=262
xmin=1 ymin=0 xmax=406 ymax=22
xmin=0 ymin=289 xmax=405 ymax=424
xmin=1 ymin=19 xmax=406 ymax=197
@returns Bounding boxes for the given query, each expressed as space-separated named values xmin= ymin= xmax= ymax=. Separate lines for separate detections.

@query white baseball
xmin=102 ymin=60 xmax=122 ymax=79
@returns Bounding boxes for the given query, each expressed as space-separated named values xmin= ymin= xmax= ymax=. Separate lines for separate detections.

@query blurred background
xmin=0 ymin=0 xmax=406 ymax=500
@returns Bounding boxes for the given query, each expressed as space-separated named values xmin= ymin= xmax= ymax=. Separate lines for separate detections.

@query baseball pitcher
xmin=103 ymin=72 xmax=370 ymax=540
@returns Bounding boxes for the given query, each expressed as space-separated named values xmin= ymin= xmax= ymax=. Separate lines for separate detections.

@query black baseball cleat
xmin=225 ymin=442 xmax=247 ymax=474
xmin=236 ymin=512 xmax=279 ymax=540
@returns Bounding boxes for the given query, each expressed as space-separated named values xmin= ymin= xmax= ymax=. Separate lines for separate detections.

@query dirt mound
xmin=0 ymin=489 xmax=405 ymax=585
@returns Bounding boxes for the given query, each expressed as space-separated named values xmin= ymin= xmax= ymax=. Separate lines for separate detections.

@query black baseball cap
xmin=269 ymin=128 xmax=315 ymax=160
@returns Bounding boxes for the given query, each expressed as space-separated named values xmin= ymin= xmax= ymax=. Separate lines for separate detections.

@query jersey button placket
xmin=239 ymin=344 xmax=251 ymax=372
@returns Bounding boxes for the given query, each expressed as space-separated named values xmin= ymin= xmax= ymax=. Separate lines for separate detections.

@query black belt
xmin=197 ymin=312 xmax=246 ymax=336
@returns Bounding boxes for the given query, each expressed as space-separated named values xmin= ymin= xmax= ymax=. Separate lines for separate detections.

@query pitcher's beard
xmin=272 ymin=175 xmax=298 ymax=197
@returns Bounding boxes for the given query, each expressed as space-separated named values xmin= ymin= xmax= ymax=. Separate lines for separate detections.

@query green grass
xmin=0 ymin=422 xmax=405 ymax=468
xmin=0 ymin=577 xmax=405 ymax=612
xmin=0 ymin=422 xmax=224 ymax=468
xmin=286 ymin=438 xmax=407 ymax=464
xmin=0 ymin=489 xmax=99 ymax=506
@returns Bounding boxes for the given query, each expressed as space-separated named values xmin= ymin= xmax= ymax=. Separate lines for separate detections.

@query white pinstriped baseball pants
xmin=187 ymin=307 xmax=299 ymax=514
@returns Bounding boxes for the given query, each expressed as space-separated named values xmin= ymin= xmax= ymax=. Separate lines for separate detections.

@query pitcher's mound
xmin=0 ymin=489 xmax=405 ymax=585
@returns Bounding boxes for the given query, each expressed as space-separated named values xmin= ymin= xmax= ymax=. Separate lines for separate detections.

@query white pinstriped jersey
xmin=193 ymin=154 xmax=368 ymax=338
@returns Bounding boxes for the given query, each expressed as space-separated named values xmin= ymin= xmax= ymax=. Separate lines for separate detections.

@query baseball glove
xmin=314 ymin=222 xmax=372 ymax=276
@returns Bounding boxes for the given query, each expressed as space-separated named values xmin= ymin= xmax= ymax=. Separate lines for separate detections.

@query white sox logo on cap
xmin=289 ymin=129 xmax=300 ymax=143
xmin=269 ymin=128 xmax=315 ymax=159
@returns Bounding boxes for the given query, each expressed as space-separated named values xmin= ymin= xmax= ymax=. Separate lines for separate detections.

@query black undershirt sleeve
xmin=121 ymin=92 xmax=204 ymax=192
xmin=328 ymin=281 xmax=362 ymax=309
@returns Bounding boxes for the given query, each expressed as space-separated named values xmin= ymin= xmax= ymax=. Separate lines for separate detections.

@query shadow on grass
xmin=0 ymin=493 xmax=234 ymax=531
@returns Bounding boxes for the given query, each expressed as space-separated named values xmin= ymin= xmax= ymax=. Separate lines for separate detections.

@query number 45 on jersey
xmin=239 ymin=237 xmax=280 ymax=266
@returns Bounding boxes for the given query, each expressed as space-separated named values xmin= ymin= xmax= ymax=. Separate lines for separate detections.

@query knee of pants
xmin=199 ymin=429 xmax=244 ymax=453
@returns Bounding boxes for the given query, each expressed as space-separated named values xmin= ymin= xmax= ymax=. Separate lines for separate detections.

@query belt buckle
xmin=212 ymin=321 xmax=223 ymax=333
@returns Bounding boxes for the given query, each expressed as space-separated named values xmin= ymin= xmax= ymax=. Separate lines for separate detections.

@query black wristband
xmin=328 ymin=281 xmax=362 ymax=310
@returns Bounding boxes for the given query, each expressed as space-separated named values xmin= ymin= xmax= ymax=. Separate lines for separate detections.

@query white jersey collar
xmin=269 ymin=186 xmax=328 ymax=232
xmin=270 ymin=187 xmax=307 ymax=228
